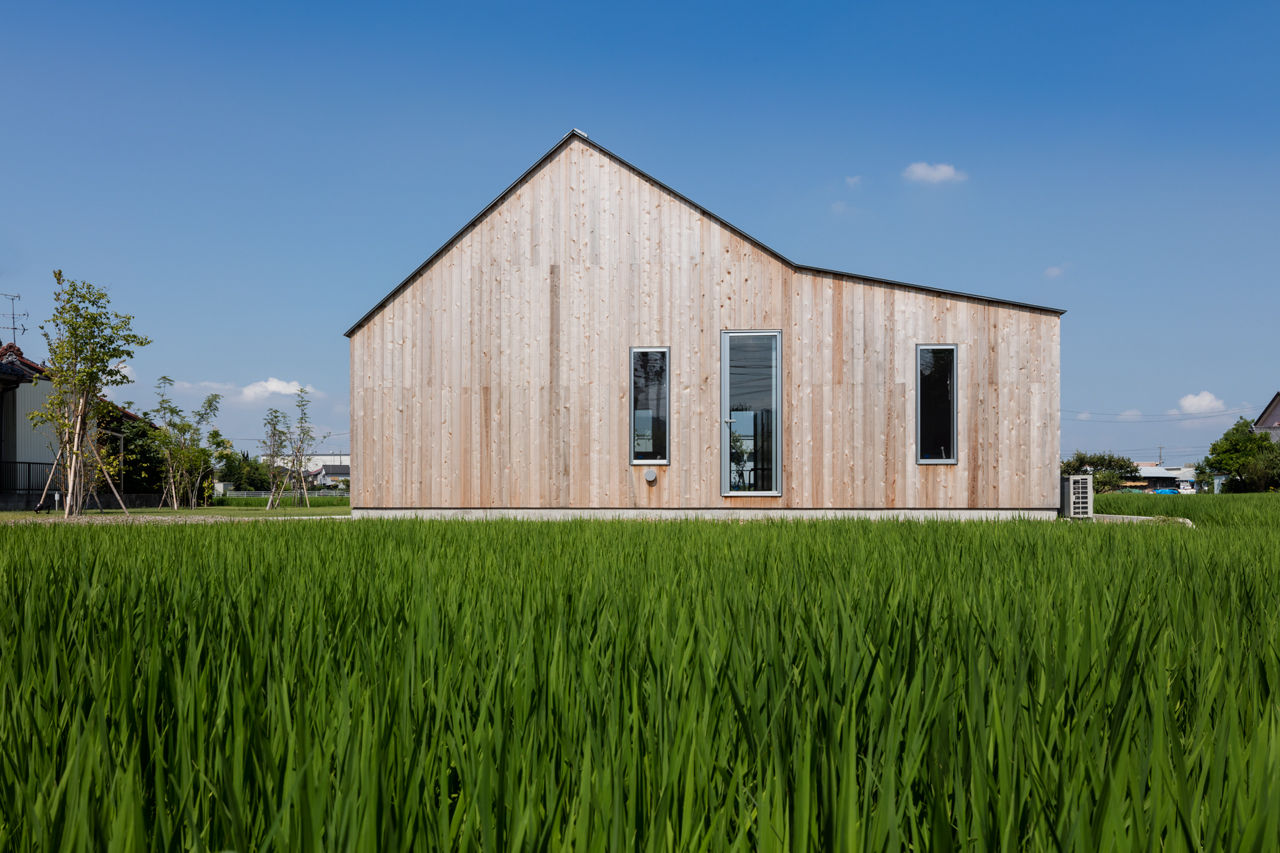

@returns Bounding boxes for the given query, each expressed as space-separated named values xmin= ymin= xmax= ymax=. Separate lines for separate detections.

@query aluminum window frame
xmin=629 ymin=346 xmax=671 ymax=466
xmin=720 ymin=330 xmax=783 ymax=497
xmin=916 ymin=343 xmax=958 ymax=466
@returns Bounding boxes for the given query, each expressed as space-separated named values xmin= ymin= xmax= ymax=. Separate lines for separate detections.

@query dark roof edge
xmin=345 ymin=130 xmax=1065 ymax=338
xmin=344 ymin=129 xmax=582 ymax=338
xmin=795 ymin=265 xmax=1066 ymax=316
xmin=1255 ymin=391 xmax=1280 ymax=424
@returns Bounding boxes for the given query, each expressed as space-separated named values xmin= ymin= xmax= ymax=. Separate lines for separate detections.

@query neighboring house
xmin=345 ymin=130 xmax=1064 ymax=519
xmin=0 ymin=342 xmax=151 ymax=508
xmin=1132 ymin=465 xmax=1197 ymax=492
xmin=307 ymin=464 xmax=350 ymax=488
xmin=0 ymin=344 xmax=59 ymax=504
xmin=1254 ymin=393 xmax=1280 ymax=443
xmin=259 ymin=452 xmax=350 ymax=471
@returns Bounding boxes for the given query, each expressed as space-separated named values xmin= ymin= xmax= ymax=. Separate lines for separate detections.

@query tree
xmin=1060 ymin=451 xmax=1140 ymax=494
xmin=149 ymin=377 xmax=225 ymax=508
xmin=261 ymin=407 xmax=291 ymax=509
xmin=1199 ymin=418 xmax=1280 ymax=493
xmin=286 ymin=389 xmax=322 ymax=508
xmin=98 ymin=404 xmax=167 ymax=494
xmin=29 ymin=270 xmax=151 ymax=516
xmin=219 ymin=451 xmax=271 ymax=491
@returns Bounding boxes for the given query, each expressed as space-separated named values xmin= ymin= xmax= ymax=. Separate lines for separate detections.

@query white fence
xmin=222 ymin=490 xmax=349 ymax=499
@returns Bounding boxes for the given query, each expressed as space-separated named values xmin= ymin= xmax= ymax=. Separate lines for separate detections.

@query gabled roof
xmin=346 ymin=129 xmax=1066 ymax=338
xmin=1255 ymin=392 xmax=1280 ymax=430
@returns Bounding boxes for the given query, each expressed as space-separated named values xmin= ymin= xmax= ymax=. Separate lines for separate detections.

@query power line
xmin=1062 ymin=406 xmax=1252 ymax=423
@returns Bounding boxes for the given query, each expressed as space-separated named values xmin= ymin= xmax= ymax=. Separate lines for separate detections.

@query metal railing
xmin=221 ymin=490 xmax=349 ymax=499
xmin=0 ymin=461 xmax=57 ymax=494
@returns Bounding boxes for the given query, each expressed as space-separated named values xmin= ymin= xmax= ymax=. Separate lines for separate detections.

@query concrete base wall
xmin=352 ymin=507 xmax=1060 ymax=522
xmin=0 ymin=492 xmax=165 ymax=512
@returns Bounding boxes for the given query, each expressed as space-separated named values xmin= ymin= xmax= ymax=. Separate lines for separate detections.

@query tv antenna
xmin=0 ymin=293 xmax=28 ymax=345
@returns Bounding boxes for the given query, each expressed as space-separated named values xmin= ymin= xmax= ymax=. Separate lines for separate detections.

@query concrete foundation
xmin=352 ymin=507 xmax=1060 ymax=522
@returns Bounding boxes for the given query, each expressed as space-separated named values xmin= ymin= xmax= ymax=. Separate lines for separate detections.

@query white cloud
xmin=830 ymin=200 xmax=848 ymax=215
xmin=240 ymin=377 xmax=313 ymax=402
xmin=118 ymin=362 xmax=136 ymax=382
xmin=171 ymin=376 xmax=320 ymax=405
xmin=1044 ymin=265 xmax=1066 ymax=279
xmin=902 ymin=162 xmax=967 ymax=184
xmin=1176 ymin=390 xmax=1225 ymax=414
xmin=844 ymin=175 xmax=862 ymax=188
xmin=1118 ymin=409 xmax=1143 ymax=422
xmin=1075 ymin=411 xmax=1092 ymax=421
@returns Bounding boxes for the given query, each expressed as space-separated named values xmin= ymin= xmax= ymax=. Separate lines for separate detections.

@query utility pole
xmin=1157 ymin=445 xmax=1164 ymax=466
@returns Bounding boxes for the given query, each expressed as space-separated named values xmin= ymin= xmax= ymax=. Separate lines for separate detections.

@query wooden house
xmin=346 ymin=131 xmax=1064 ymax=519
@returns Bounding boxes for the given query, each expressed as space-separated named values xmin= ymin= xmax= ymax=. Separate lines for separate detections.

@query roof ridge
xmin=345 ymin=130 xmax=1065 ymax=337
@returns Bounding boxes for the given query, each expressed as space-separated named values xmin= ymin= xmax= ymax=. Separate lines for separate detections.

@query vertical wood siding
xmin=350 ymin=139 xmax=1061 ymax=510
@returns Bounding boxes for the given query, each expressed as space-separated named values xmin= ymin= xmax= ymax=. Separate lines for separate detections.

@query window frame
xmin=720 ymin=329 xmax=783 ymax=497
xmin=916 ymin=343 xmax=958 ymax=465
xmin=629 ymin=346 xmax=671 ymax=466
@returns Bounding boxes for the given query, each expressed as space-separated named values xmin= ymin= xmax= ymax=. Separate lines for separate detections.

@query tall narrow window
xmin=631 ymin=347 xmax=669 ymax=464
xmin=721 ymin=331 xmax=781 ymax=495
xmin=917 ymin=345 xmax=956 ymax=464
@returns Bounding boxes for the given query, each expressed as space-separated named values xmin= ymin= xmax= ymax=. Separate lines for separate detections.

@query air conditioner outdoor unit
xmin=1060 ymin=474 xmax=1094 ymax=519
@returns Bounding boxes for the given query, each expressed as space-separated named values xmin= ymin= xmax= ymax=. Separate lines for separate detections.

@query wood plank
xmin=350 ymin=137 xmax=1063 ymax=512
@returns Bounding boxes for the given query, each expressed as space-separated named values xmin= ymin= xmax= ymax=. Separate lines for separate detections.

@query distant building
xmin=1124 ymin=463 xmax=1199 ymax=493
xmin=1140 ymin=465 xmax=1196 ymax=491
xmin=258 ymin=453 xmax=352 ymax=489
xmin=309 ymin=464 xmax=350 ymax=488
xmin=259 ymin=452 xmax=350 ymax=471
xmin=1254 ymin=393 xmax=1280 ymax=443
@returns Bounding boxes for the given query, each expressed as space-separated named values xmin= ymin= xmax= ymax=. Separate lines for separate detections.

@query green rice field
xmin=2 ymin=497 xmax=1279 ymax=849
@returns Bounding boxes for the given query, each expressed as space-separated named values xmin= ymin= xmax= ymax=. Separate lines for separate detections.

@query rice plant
xmin=1 ymin=505 xmax=1278 ymax=849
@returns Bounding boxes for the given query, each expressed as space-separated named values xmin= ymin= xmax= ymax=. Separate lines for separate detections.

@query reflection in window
xmin=723 ymin=332 xmax=779 ymax=493
xmin=631 ymin=348 xmax=668 ymax=463
xmin=918 ymin=346 xmax=956 ymax=463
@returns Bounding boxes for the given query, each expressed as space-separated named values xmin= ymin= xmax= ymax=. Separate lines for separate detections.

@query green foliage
xmin=96 ymin=406 xmax=166 ymax=494
xmin=28 ymin=270 xmax=150 ymax=514
xmin=1097 ymin=491 xmax=1280 ymax=528
xmin=260 ymin=406 xmax=290 ymax=507
xmin=1060 ymin=450 xmax=1140 ymax=493
xmin=1199 ymin=417 xmax=1280 ymax=493
xmin=3 ymin=512 xmax=1280 ymax=847
xmin=148 ymin=377 xmax=228 ymax=508
xmin=217 ymin=452 xmax=272 ymax=491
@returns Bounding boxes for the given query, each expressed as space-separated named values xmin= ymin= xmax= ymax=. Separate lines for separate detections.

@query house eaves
xmin=1255 ymin=392 xmax=1280 ymax=430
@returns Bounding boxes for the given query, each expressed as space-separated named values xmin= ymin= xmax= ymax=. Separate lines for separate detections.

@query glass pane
xmin=727 ymin=334 xmax=777 ymax=492
xmin=632 ymin=350 xmax=668 ymax=461
xmin=918 ymin=347 xmax=954 ymax=461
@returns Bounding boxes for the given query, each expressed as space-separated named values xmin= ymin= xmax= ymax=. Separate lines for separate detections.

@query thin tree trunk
xmin=65 ymin=395 xmax=87 ymax=517
xmin=164 ymin=458 xmax=179 ymax=510
xmin=36 ymin=446 xmax=63 ymax=510
xmin=87 ymin=437 xmax=130 ymax=516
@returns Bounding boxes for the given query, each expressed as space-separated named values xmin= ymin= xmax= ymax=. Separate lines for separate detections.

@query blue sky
xmin=2 ymin=0 xmax=1276 ymax=465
